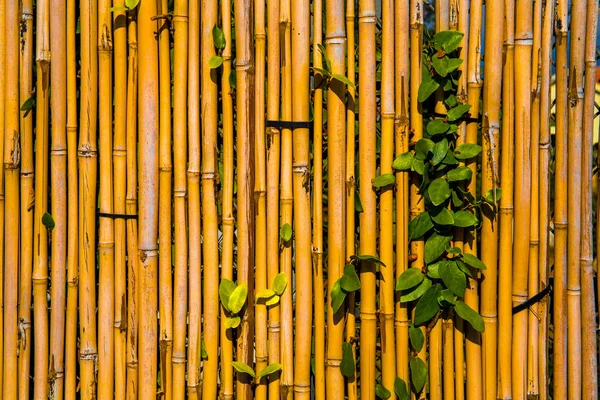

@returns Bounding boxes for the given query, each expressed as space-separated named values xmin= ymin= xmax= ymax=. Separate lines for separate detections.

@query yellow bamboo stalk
xmin=32 ymin=0 xmax=51 ymax=396
xmin=537 ymin=3 xmax=553 ymax=399
xmin=79 ymin=0 xmax=100 ymax=396
xmin=171 ymin=0 xmax=188 ymax=396
xmin=497 ymin=0 xmax=514 ymax=397
xmin=580 ymin=0 xmax=598 ymax=398
xmin=0 ymin=0 xmax=6 ymax=396
xmin=552 ymin=0 xmax=569 ymax=397
xmin=566 ymin=1 xmax=586 ymax=397
xmin=64 ymin=0 xmax=80 ymax=394
xmin=18 ymin=0 xmax=35 ymax=395
xmin=265 ymin=0 xmax=281 ymax=397
xmin=234 ymin=2 xmax=255 ymax=398
xmin=254 ymin=0 xmax=268 ymax=397
xmin=187 ymin=0 xmax=202 ymax=395
xmin=125 ymin=10 xmax=139 ymax=399
xmin=201 ymin=0 xmax=219 ymax=397
xmin=380 ymin=0 xmax=396 ymax=397
xmin=3 ymin=0 xmax=20 ymax=398
xmin=279 ymin=0 xmax=294 ymax=396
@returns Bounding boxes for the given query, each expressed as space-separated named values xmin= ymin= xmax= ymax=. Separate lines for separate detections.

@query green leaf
xmin=109 ymin=6 xmax=128 ymax=11
xmin=256 ymin=288 xmax=276 ymax=301
xmin=350 ymin=254 xmax=386 ymax=267
xmin=432 ymin=55 xmax=463 ymax=77
xmin=372 ymin=174 xmax=395 ymax=189
xmin=431 ymin=139 xmax=449 ymax=166
xmin=409 ymin=212 xmax=434 ymax=239
xmin=228 ymin=284 xmax=248 ymax=314
xmin=438 ymin=288 xmax=457 ymax=305
xmin=272 ymin=272 xmax=288 ymax=295
xmin=454 ymin=300 xmax=485 ymax=332
xmin=410 ymin=357 xmax=428 ymax=393
xmin=331 ymin=73 xmax=356 ymax=89
xmin=232 ymin=361 xmax=255 ymax=378
xmin=313 ymin=67 xmax=331 ymax=77
xmin=375 ymin=384 xmax=391 ymax=399
xmin=442 ymin=150 xmax=459 ymax=166
xmin=446 ymin=246 xmax=461 ymax=254
xmin=125 ymin=0 xmax=140 ymax=9
xmin=424 ymin=233 xmax=452 ymax=264
xmin=431 ymin=208 xmax=454 ymax=225
xmin=418 ymin=72 xmax=441 ymax=103
xmin=445 ymin=94 xmax=459 ymax=107
xmin=396 ymin=268 xmax=425 ymax=291
xmin=392 ymin=152 xmax=414 ymax=170
xmin=447 ymin=166 xmax=473 ymax=182
xmin=208 ymin=55 xmax=223 ymax=69
xmin=462 ymin=253 xmax=487 ymax=270
xmin=201 ymin=339 xmax=208 ymax=359
xmin=331 ymin=280 xmax=346 ymax=313
xmin=453 ymin=210 xmax=478 ymax=228
xmin=20 ymin=96 xmax=35 ymax=111
xmin=426 ymin=119 xmax=450 ymax=135
xmin=414 ymin=284 xmax=442 ymax=326
xmin=355 ymin=192 xmax=364 ymax=212
xmin=225 ymin=316 xmax=241 ymax=329
xmin=439 ymin=260 xmax=466 ymax=297
xmin=219 ymin=279 xmax=237 ymax=312
xmin=400 ymin=277 xmax=432 ymax=302
xmin=447 ymin=104 xmax=472 ymax=121
xmin=42 ymin=212 xmax=55 ymax=230
xmin=428 ymin=178 xmax=451 ymax=206
xmin=212 ymin=25 xmax=226 ymax=49
xmin=280 ymin=223 xmax=292 ymax=242
xmin=340 ymin=264 xmax=361 ymax=292
xmin=394 ymin=377 xmax=410 ymax=400
xmin=455 ymin=259 xmax=473 ymax=277
xmin=229 ymin=69 xmax=236 ymax=89
xmin=409 ymin=325 xmax=425 ymax=352
xmin=426 ymin=261 xmax=443 ymax=279
xmin=432 ymin=30 xmax=464 ymax=53
xmin=256 ymin=363 xmax=282 ymax=380
xmin=340 ymin=342 xmax=355 ymax=377
xmin=265 ymin=295 xmax=280 ymax=306
xmin=415 ymin=138 xmax=435 ymax=160
xmin=454 ymin=143 xmax=482 ymax=160
xmin=483 ymin=188 xmax=503 ymax=204
xmin=412 ymin=159 xmax=425 ymax=175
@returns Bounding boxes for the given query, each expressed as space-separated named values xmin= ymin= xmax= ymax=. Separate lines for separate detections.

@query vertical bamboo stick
xmin=201 ymin=0 xmax=220 ymax=397
xmin=0 ymin=0 xmax=6 ymax=396
xmin=171 ymin=0 xmax=189 ymax=396
xmin=3 ymin=0 xmax=20 ymax=398
xmin=580 ymin=0 xmax=598 ymax=398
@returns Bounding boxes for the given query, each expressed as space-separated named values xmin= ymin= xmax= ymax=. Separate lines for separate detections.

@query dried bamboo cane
xmin=201 ymin=0 xmax=220 ymax=397
xmin=580 ymin=1 xmax=599 ymax=398
xmin=326 ymin=0 xmax=347 ymax=394
xmin=32 ymin=0 xmax=51 ymax=396
xmin=497 ymin=0 xmax=514 ymax=396
xmin=171 ymin=0 xmax=189 ymax=396
xmin=265 ymin=0 xmax=281 ymax=397
xmin=0 ymin=0 xmax=6 ymax=396
xmin=566 ymin=1 xmax=587 ymax=397
xmin=64 ymin=0 xmax=80 ymax=394
xmin=380 ymin=0 xmax=396 ymax=397
xmin=113 ymin=0 xmax=128 ymax=396
xmin=3 ymin=0 xmax=20 ymax=398
xmin=98 ymin=0 xmax=116 ymax=396
xmin=18 ymin=0 xmax=35 ymax=395
xmin=552 ymin=0 xmax=569 ymax=396
xmin=234 ymin=1 xmax=256 ymax=398
xmin=279 ymin=1 xmax=295 ymax=397
xmin=254 ymin=0 xmax=268 ymax=397
xmin=79 ymin=0 xmax=100 ymax=396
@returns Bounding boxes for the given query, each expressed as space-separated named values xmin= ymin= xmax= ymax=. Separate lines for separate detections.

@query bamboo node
xmin=50 ymin=148 xmax=68 ymax=156
xmin=201 ymin=171 xmax=217 ymax=180
xmin=381 ymin=112 xmax=395 ymax=120
xmin=324 ymin=34 xmax=345 ymax=44
xmin=394 ymin=318 xmax=411 ymax=327
xmin=160 ymin=165 xmax=173 ymax=172
xmin=360 ymin=311 xmax=377 ymax=321
xmin=326 ymin=358 xmax=342 ymax=367
xmin=80 ymin=352 xmax=98 ymax=361
xmin=294 ymin=384 xmax=311 ymax=393
xmin=171 ymin=14 xmax=189 ymax=23
xmin=358 ymin=10 xmax=377 ymax=23
xmin=172 ymin=355 xmax=186 ymax=364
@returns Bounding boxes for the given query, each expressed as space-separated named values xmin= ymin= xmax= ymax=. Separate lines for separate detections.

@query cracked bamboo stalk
xmin=171 ymin=0 xmax=188 ymax=396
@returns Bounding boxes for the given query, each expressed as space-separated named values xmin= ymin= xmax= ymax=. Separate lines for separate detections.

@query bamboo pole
xmin=201 ymin=0 xmax=220 ymax=397
xmin=98 ymin=0 xmax=115 ymax=396
xmin=64 ymin=0 xmax=80 ymax=394
xmin=380 ymin=0 xmax=396 ymax=397
xmin=32 ymin=0 xmax=51 ymax=396
xmin=265 ymin=0 xmax=281 ymax=397
xmin=580 ymin=0 xmax=598 ymax=398
xmin=79 ymin=0 xmax=100 ymax=395
xmin=113 ymin=0 xmax=128 ymax=393
xmin=3 ymin=0 xmax=20 ymax=398
xmin=171 ymin=0 xmax=189 ymax=396
xmin=552 ymin=0 xmax=569 ymax=396
xmin=234 ymin=2 xmax=255 ymax=398
xmin=0 ymin=0 xmax=6 ymax=396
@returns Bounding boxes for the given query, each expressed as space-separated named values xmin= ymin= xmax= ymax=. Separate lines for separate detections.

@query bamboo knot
xmin=201 ymin=171 xmax=216 ymax=180
xmin=78 ymin=148 xmax=98 ymax=158
xmin=80 ymin=352 xmax=98 ymax=361
xmin=267 ymin=322 xmax=281 ymax=332
xmin=324 ymin=34 xmax=345 ymax=44
xmin=326 ymin=358 xmax=342 ymax=367
xmin=294 ymin=384 xmax=311 ymax=393
xmin=171 ymin=355 xmax=186 ymax=364
xmin=381 ymin=112 xmax=395 ymax=120
xmin=256 ymin=355 xmax=268 ymax=363
xmin=159 ymin=165 xmax=173 ymax=172
xmin=32 ymin=276 xmax=49 ymax=284
xmin=50 ymin=148 xmax=68 ymax=156
xmin=255 ymin=33 xmax=267 ymax=40
xmin=394 ymin=319 xmax=411 ymax=327
xmin=358 ymin=10 xmax=377 ymax=23
xmin=171 ymin=14 xmax=189 ymax=23
xmin=222 ymin=216 xmax=235 ymax=225
xmin=174 ymin=189 xmax=187 ymax=198
xmin=360 ymin=310 xmax=377 ymax=321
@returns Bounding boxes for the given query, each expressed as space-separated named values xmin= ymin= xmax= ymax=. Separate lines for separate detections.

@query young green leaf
xmin=418 ymin=73 xmax=440 ymax=103
xmin=432 ymin=30 xmax=464 ymax=53
xmin=414 ymin=284 xmax=442 ymax=326
xmin=219 ymin=279 xmax=237 ymax=312
xmin=312 ymin=67 xmax=331 ymax=77
xmin=454 ymin=300 xmax=485 ymax=332
xmin=447 ymin=104 xmax=472 ymax=121
xmin=331 ymin=73 xmax=356 ymax=89
xmin=414 ymin=138 xmax=435 ymax=160
xmin=272 ymin=272 xmax=288 ymax=295
xmin=350 ymin=254 xmax=386 ymax=267
xmin=431 ymin=208 xmax=454 ymax=226
xmin=447 ymin=166 xmax=472 ymax=182
xmin=394 ymin=377 xmax=410 ymax=400
xmin=229 ymin=69 xmax=236 ymax=89
xmin=409 ymin=325 xmax=425 ymax=352
xmin=483 ymin=188 xmax=503 ymax=204
xmin=375 ymin=384 xmax=391 ymax=399
xmin=400 ymin=277 xmax=432 ymax=303
xmin=426 ymin=119 xmax=450 ymax=135
xmin=20 ymin=96 xmax=36 ymax=111
xmin=228 ymin=284 xmax=248 ymax=314
xmin=201 ymin=339 xmax=208 ymax=359
xmin=424 ymin=233 xmax=452 ymax=264
xmin=454 ymin=143 xmax=482 ymax=160
xmin=453 ymin=210 xmax=478 ymax=228
xmin=396 ymin=268 xmax=425 ymax=291
xmin=428 ymin=178 xmax=451 ymax=206
xmin=372 ymin=173 xmax=395 ymax=189
xmin=232 ymin=361 xmax=255 ymax=378
xmin=265 ymin=295 xmax=280 ymax=307
xmin=225 ymin=316 xmax=241 ymax=329
xmin=340 ymin=264 xmax=360 ymax=292
xmin=431 ymin=55 xmax=463 ymax=77
xmin=408 ymin=212 xmax=434 ymax=239
xmin=42 ymin=212 xmax=55 ymax=230
xmin=340 ymin=342 xmax=355 ymax=378
xmin=331 ymin=280 xmax=346 ymax=313
xmin=208 ymin=55 xmax=223 ymax=69
xmin=426 ymin=261 xmax=443 ymax=279
xmin=212 ymin=25 xmax=226 ymax=49
xmin=355 ymin=192 xmax=364 ymax=212
xmin=256 ymin=363 xmax=282 ymax=380
xmin=431 ymin=139 xmax=449 ymax=166
xmin=438 ymin=288 xmax=457 ymax=305
xmin=462 ymin=253 xmax=487 ymax=270
xmin=255 ymin=288 xmax=276 ymax=301
xmin=411 ymin=159 xmax=425 ymax=175
xmin=439 ymin=260 xmax=467 ymax=297
xmin=445 ymin=94 xmax=459 ymax=107
xmin=280 ymin=223 xmax=292 ymax=242
xmin=392 ymin=152 xmax=414 ymax=170
xmin=410 ymin=357 xmax=428 ymax=393
xmin=109 ymin=6 xmax=128 ymax=11
xmin=125 ymin=0 xmax=141 ymax=10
